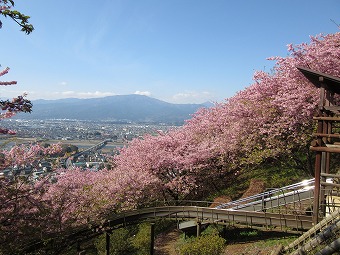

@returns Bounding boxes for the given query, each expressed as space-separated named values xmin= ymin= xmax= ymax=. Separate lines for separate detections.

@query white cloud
xmin=171 ymin=91 xmax=214 ymax=104
xmin=0 ymin=90 xmax=117 ymax=100
xmin=0 ymin=88 xmax=28 ymax=99
xmin=59 ymin=81 xmax=68 ymax=86
xmin=54 ymin=91 xmax=116 ymax=99
xmin=134 ymin=90 xmax=151 ymax=96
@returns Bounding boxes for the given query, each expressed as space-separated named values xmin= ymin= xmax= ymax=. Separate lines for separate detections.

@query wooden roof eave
xmin=297 ymin=66 xmax=340 ymax=94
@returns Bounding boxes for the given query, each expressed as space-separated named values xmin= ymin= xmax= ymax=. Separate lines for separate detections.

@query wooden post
xmin=150 ymin=223 xmax=155 ymax=255
xmin=320 ymin=152 xmax=327 ymax=217
xmin=313 ymin=112 xmax=324 ymax=224
xmin=222 ymin=225 xmax=227 ymax=238
xmin=77 ymin=242 xmax=86 ymax=255
xmin=196 ymin=221 xmax=201 ymax=237
xmin=105 ymin=232 xmax=110 ymax=255
xmin=313 ymin=151 xmax=322 ymax=224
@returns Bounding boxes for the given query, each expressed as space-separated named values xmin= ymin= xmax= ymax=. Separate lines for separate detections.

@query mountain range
xmin=14 ymin=95 xmax=213 ymax=124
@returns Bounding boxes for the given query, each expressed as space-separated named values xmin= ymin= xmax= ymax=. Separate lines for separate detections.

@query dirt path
xmin=223 ymin=242 xmax=277 ymax=255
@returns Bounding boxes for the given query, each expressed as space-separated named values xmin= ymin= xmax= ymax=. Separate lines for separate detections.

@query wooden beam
xmin=313 ymin=117 xmax=340 ymax=121
xmin=313 ymin=133 xmax=340 ymax=139
xmin=321 ymin=173 xmax=340 ymax=178
xmin=323 ymin=105 xmax=340 ymax=112
xmin=320 ymin=182 xmax=340 ymax=189
xmin=310 ymin=146 xmax=340 ymax=153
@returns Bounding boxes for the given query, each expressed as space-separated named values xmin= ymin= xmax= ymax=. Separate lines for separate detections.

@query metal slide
xmin=179 ymin=179 xmax=315 ymax=231
xmin=216 ymin=179 xmax=315 ymax=212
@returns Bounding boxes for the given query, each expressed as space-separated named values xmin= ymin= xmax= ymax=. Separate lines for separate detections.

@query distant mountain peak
xmin=16 ymin=95 xmax=210 ymax=125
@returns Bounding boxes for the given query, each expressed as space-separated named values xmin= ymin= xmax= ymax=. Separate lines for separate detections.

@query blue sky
xmin=1 ymin=0 xmax=339 ymax=104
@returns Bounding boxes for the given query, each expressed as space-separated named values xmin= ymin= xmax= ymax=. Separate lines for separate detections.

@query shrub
xmin=131 ymin=223 xmax=151 ymax=255
xmin=178 ymin=227 xmax=225 ymax=255
xmin=95 ymin=228 xmax=134 ymax=255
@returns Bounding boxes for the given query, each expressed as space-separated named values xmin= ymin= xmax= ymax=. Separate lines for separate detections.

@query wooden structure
xmin=298 ymin=66 xmax=340 ymax=224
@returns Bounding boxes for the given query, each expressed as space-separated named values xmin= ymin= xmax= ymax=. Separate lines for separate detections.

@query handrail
xmin=84 ymin=206 xmax=313 ymax=238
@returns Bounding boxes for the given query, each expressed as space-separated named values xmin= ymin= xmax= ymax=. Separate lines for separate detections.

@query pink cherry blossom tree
xmin=186 ymin=32 xmax=340 ymax=175
xmin=0 ymin=67 xmax=32 ymax=134
xmin=0 ymin=143 xmax=62 ymax=253
xmin=114 ymin=32 xmax=340 ymax=204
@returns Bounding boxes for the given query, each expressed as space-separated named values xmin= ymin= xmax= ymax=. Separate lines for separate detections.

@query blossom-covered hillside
xmin=1 ymin=32 xmax=339 ymax=253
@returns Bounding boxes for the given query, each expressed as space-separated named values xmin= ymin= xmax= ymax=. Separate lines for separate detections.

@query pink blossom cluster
xmin=0 ymin=143 xmax=63 ymax=251
xmin=1 ymin=143 xmax=62 ymax=169
xmin=0 ymin=81 xmax=17 ymax=85
xmin=0 ymin=67 xmax=17 ymax=85
xmin=0 ymin=67 xmax=32 ymax=134
xmin=0 ymin=139 xmax=161 ymax=251
xmin=0 ymin=1 xmax=10 ymax=13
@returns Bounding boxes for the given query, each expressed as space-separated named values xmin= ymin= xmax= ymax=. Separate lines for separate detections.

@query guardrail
xmin=106 ymin=205 xmax=313 ymax=230
xmin=284 ymin=209 xmax=340 ymax=254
